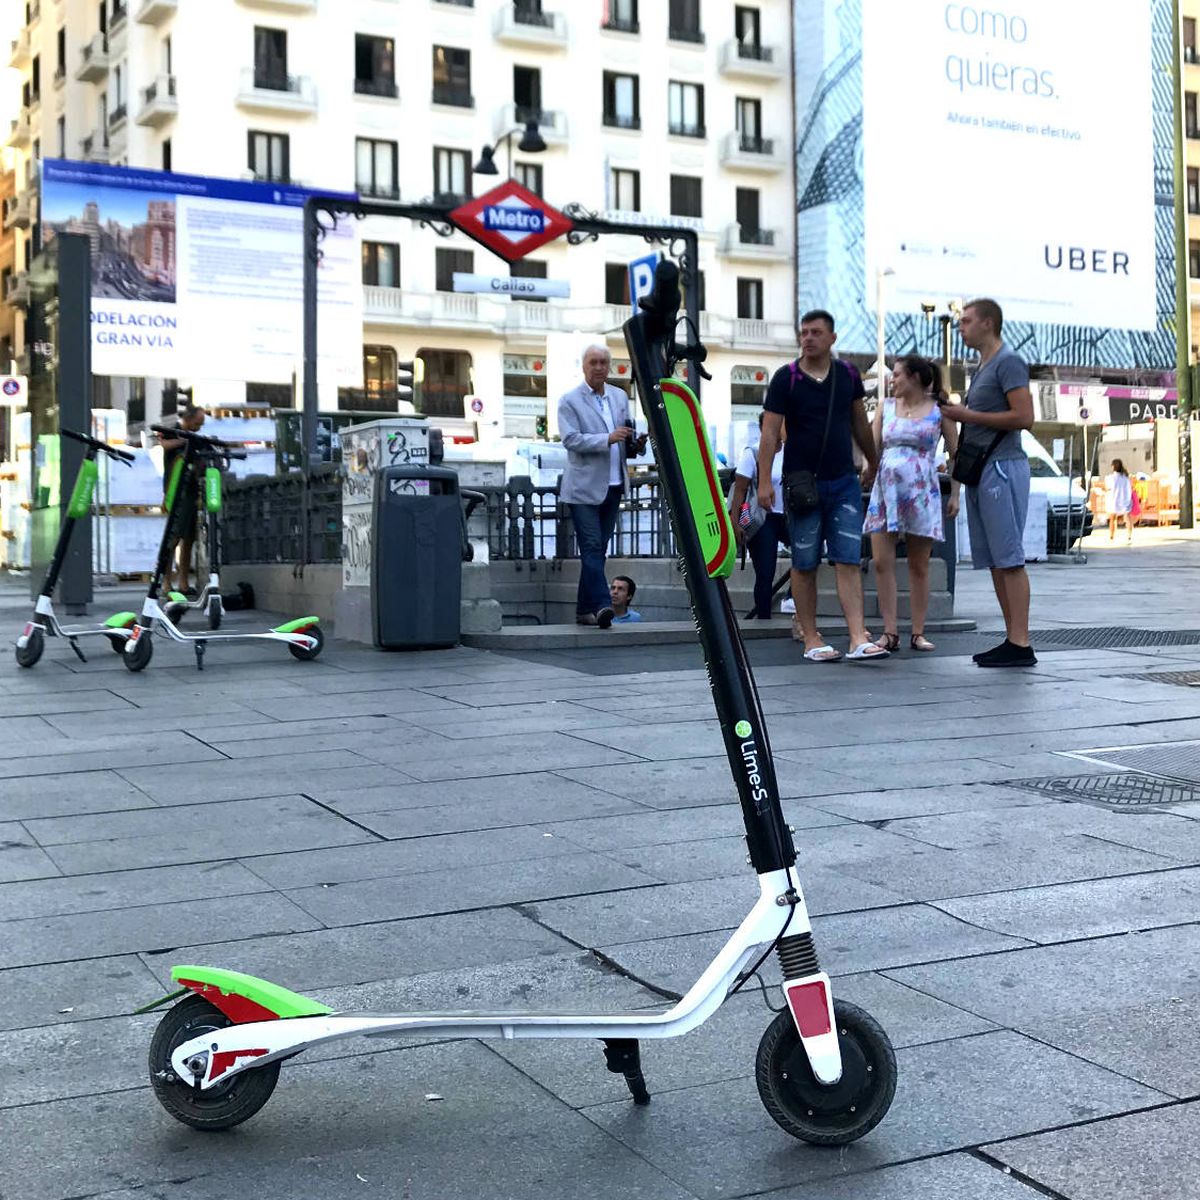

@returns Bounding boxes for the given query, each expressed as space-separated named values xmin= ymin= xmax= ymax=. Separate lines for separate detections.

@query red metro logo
xmin=450 ymin=180 xmax=572 ymax=264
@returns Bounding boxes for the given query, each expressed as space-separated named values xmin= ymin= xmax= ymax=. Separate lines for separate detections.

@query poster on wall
xmin=793 ymin=0 xmax=1173 ymax=369
xmin=39 ymin=159 xmax=362 ymax=384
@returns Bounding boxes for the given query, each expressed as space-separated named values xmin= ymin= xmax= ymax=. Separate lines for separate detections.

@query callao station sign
xmin=450 ymin=180 xmax=573 ymax=263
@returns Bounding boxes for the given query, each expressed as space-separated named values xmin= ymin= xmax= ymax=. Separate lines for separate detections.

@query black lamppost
xmin=473 ymin=120 xmax=546 ymax=179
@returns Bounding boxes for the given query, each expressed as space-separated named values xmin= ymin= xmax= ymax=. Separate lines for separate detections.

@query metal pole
xmin=302 ymin=197 xmax=319 ymax=475
xmin=1175 ymin=0 xmax=1194 ymax=527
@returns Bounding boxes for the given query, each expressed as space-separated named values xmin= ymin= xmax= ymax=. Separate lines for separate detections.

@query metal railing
xmin=221 ymin=468 xmax=734 ymax=565
xmin=513 ymin=4 xmax=553 ymax=27
xmin=432 ymin=84 xmax=473 ymax=107
xmin=737 ymin=134 xmax=774 ymax=154
xmin=737 ymin=41 xmax=772 ymax=61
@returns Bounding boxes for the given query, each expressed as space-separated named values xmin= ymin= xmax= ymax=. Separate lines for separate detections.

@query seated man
xmin=609 ymin=575 xmax=642 ymax=624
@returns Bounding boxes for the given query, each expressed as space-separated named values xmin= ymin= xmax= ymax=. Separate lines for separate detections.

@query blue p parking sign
xmin=628 ymin=253 xmax=659 ymax=307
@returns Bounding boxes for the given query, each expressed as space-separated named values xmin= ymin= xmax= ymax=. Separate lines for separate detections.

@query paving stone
xmin=984 ymin=1102 xmax=1200 ymax=1200
xmin=363 ymin=732 xmax=643 ymax=782
xmin=0 ymin=1041 xmax=695 ymax=1200
xmin=741 ymin=1153 xmax=1046 ymax=1199
xmin=0 ymin=732 xmax=224 ymax=779
xmin=0 ymin=690 xmax=138 ymax=719
xmin=405 ymin=699 xmax=630 ymax=740
xmin=806 ymin=784 xmax=1050 ymax=823
xmin=0 ymin=825 xmax=61 ymax=883
xmin=138 ymin=907 xmax=576 ymax=992
xmin=558 ymin=756 xmax=860 ymax=808
xmin=0 ymin=955 xmax=163 ymax=1032
xmin=41 ymin=705 xmax=279 ymax=739
xmin=584 ymin=1031 xmax=1166 ymax=1200
xmin=116 ymin=751 xmax=401 ymax=804
xmin=5 ymin=892 xmax=321 ymax=969
xmin=934 ymin=866 xmax=1200 ymax=943
xmin=246 ymin=825 xmax=589 ymax=890
xmin=284 ymin=851 xmax=656 ymax=926
xmin=597 ymin=905 xmax=1031 ymax=995
xmin=247 ymin=688 xmax=472 ymax=722
xmin=0 ymin=771 xmax=153 ymax=823
xmin=837 ymin=834 xmax=1175 ymax=902
xmin=0 ymin=860 xmax=272 ymax=920
xmin=889 ymin=924 xmax=1200 ymax=1097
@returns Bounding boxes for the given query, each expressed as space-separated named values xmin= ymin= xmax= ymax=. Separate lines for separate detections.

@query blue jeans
xmin=787 ymin=473 xmax=865 ymax=571
xmin=570 ymin=485 xmax=623 ymax=615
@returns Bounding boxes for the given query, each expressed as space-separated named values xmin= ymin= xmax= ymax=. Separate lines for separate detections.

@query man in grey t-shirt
xmin=940 ymin=299 xmax=1037 ymax=668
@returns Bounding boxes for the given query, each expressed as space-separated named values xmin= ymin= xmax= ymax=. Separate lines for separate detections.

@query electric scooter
xmin=15 ymin=428 xmax=139 ymax=668
xmin=160 ymin=441 xmax=240 ymax=632
xmin=140 ymin=261 xmax=898 ymax=1145
xmin=121 ymin=425 xmax=324 ymax=672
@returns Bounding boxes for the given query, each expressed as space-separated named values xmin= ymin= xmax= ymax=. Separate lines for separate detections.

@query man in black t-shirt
xmin=159 ymin=404 xmax=206 ymax=596
xmin=757 ymin=310 xmax=886 ymax=661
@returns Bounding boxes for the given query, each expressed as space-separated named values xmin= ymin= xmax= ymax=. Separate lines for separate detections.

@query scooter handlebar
xmin=151 ymin=424 xmax=244 ymax=454
xmin=60 ymin=427 xmax=137 ymax=464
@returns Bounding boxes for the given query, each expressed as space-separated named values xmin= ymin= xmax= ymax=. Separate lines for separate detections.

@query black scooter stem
xmin=623 ymin=265 xmax=797 ymax=876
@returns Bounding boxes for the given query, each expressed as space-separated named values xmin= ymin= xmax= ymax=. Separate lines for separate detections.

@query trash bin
xmin=372 ymin=465 xmax=462 ymax=649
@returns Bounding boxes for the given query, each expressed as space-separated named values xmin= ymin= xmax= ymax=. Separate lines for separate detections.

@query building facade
xmin=3 ymin=0 xmax=798 ymax=445
xmin=1186 ymin=3 xmax=1200 ymax=356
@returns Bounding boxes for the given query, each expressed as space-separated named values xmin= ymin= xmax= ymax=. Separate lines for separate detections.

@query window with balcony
xmin=513 ymin=0 xmax=551 ymax=27
xmin=56 ymin=115 xmax=64 ymax=157
xmin=432 ymin=45 xmax=472 ymax=107
xmin=111 ymin=0 xmax=126 ymax=30
xmin=1186 ymin=17 xmax=1198 ymax=65
xmin=1191 ymin=240 xmax=1200 ymax=280
xmin=514 ymin=160 xmax=543 ymax=195
xmin=248 ymin=130 xmax=289 ymax=182
xmin=603 ymin=0 xmax=638 ymax=33
xmin=435 ymin=247 xmax=473 ymax=292
xmin=355 ymin=34 xmax=396 ymax=98
xmin=670 ymin=174 xmax=701 ymax=218
xmin=737 ymin=277 xmax=763 ymax=319
xmin=55 ymin=27 xmax=65 ymax=81
xmin=734 ymin=5 xmax=768 ymax=59
xmin=683 ymin=268 xmax=705 ymax=312
xmin=30 ymin=55 xmax=41 ymax=105
xmin=605 ymin=262 xmax=630 ymax=305
xmin=668 ymin=80 xmax=704 ymax=137
xmin=362 ymin=241 xmax=400 ymax=288
xmin=736 ymin=96 xmax=769 ymax=151
xmin=433 ymin=146 xmax=472 ymax=204
xmin=253 ymin=26 xmax=288 ymax=90
xmin=1189 ymin=92 xmax=1199 ymax=139
xmin=669 ymin=0 xmax=702 ymax=43
xmin=513 ymin=64 xmax=542 ymax=124
xmin=603 ymin=71 xmax=639 ymax=129
xmin=356 ymin=136 xmax=398 ymax=198
xmin=363 ymin=345 xmax=398 ymax=404
xmin=736 ymin=187 xmax=770 ymax=242
xmin=611 ymin=167 xmax=640 ymax=212
xmin=417 ymin=347 xmax=473 ymax=418
xmin=162 ymin=137 xmax=171 ymax=170
xmin=1190 ymin=168 xmax=1200 ymax=216
xmin=510 ymin=258 xmax=547 ymax=302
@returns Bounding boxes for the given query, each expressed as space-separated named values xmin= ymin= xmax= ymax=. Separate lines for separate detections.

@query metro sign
xmin=450 ymin=180 xmax=572 ymax=264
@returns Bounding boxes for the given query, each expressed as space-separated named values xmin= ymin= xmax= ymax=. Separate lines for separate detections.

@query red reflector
xmin=786 ymin=980 xmax=831 ymax=1037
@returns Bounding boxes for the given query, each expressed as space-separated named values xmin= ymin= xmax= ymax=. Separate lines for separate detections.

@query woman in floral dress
xmin=863 ymin=356 xmax=960 ymax=652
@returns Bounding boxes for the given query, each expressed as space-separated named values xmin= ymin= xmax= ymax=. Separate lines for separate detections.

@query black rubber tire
xmin=122 ymin=632 xmax=154 ymax=672
xmin=207 ymin=597 xmax=222 ymax=631
xmin=107 ymin=633 xmax=128 ymax=654
xmin=149 ymin=994 xmax=280 ymax=1132
xmin=756 ymin=999 xmax=897 ymax=1145
xmin=287 ymin=625 xmax=323 ymax=661
xmin=15 ymin=626 xmax=44 ymax=668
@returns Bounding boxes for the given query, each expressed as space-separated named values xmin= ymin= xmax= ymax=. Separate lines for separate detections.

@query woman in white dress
xmin=1106 ymin=459 xmax=1134 ymax=544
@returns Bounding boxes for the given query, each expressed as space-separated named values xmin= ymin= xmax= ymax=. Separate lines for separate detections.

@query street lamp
xmin=473 ymin=120 xmax=546 ymax=179
xmin=875 ymin=266 xmax=895 ymax=398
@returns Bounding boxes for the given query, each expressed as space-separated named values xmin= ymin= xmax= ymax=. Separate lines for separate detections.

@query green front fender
xmin=169 ymin=965 xmax=333 ymax=1019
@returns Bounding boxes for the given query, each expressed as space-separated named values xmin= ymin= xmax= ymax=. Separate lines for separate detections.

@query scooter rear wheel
xmin=287 ymin=625 xmax=323 ymax=661
xmin=149 ymin=993 xmax=280 ymax=1131
xmin=15 ymin=626 xmax=44 ymax=668
xmin=123 ymin=633 xmax=154 ymax=672
xmin=755 ymin=999 xmax=896 ymax=1145
xmin=207 ymin=596 xmax=222 ymax=631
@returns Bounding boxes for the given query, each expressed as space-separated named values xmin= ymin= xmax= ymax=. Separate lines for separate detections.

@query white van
xmin=1023 ymin=432 xmax=1093 ymax=550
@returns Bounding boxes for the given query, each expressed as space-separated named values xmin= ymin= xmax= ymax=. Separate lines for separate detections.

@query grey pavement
xmin=2 ymin=530 xmax=1200 ymax=1199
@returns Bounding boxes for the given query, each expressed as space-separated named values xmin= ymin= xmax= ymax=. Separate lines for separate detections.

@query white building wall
xmin=6 ymin=0 xmax=798 ymax=454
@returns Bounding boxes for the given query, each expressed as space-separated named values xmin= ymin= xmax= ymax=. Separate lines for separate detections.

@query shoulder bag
xmin=782 ymin=361 xmax=837 ymax=515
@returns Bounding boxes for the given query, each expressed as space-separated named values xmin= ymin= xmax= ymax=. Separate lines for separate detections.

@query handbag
xmin=727 ymin=462 xmax=768 ymax=541
xmin=951 ymin=429 xmax=1006 ymax=488
xmin=783 ymin=362 xmax=837 ymax=515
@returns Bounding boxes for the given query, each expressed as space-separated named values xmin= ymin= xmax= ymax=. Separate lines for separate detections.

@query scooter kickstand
xmin=68 ymin=637 xmax=87 ymax=663
xmin=194 ymin=640 xmax=206 ymax=671
xmin=602 ymin=1038 xmax=650 ymax=1106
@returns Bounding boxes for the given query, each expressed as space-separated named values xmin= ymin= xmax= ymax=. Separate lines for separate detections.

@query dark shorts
xmin=786 ymin=473 xmax=864 ymax=572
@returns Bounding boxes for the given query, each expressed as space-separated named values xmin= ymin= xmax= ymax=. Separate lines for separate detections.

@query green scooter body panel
xmin=170 ymin=964 xmax=332 ymax=1018
xmin=67 ymin=459 xmax=98 ymax=519
xmin=273 ymin=616 xmax=320 ymax=634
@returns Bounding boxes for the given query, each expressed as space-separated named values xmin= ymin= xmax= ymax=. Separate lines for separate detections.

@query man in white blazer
xmin=557 ymin=344 xmax=647 ymax=626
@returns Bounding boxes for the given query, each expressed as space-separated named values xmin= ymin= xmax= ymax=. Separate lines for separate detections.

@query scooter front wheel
xmin=123 ymin=633 xmax=154 ymax=672
xmin=755 ymin=1000 xmax=897 ymax=1145
xmin=149 ymin=994 xmax=280 ymax=1131
xmin=207 ymin=596 xmax=222 ymax=631
xmin=287 ymin=625 xmax=323 ymax=661
xmin=15 ymin=626 xmax=44 ymax=668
